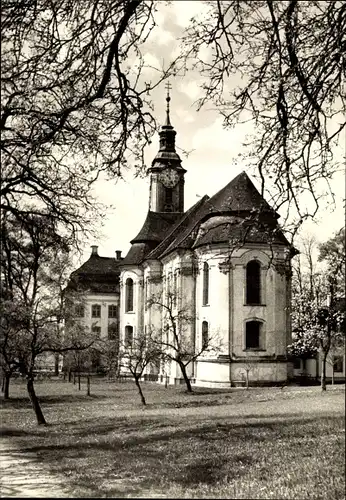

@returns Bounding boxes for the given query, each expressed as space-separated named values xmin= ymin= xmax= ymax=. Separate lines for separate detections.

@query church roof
xmin=151 ymin=171 xmax=292 ymax=259
xmin=147 ymin=196 xmax=210 ymax=260
xmin=68 ymin=250 xmax=122 ymax=293
xmin=122 ymin=212 xmax=183 ymax=265
xmin=206 ymin=171 xmax=278 ymax=216
xmin=131 ymin=211 xmax=181 ymax=244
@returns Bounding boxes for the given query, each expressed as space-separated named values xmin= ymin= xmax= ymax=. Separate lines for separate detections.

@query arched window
xmin=125 ymin=278 xmax=134 ymax=312
xmin=125 ymin=325 xmax=133 ymax=347
xmin=202 ymin=321 xmax=209 ymax=349
xmin=246 ymin=260 xmax=261 ymax=305
xmin=245 ymin=321 xmax=262 ymax=349
xmin=203 ymin=262 xmax=209 ymax=306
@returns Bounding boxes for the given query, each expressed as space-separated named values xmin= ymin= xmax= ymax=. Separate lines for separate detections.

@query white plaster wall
xmin=195 ymin=247 xmax=230 ymax=356
xmin=231 ymin=362 xmax=288 ymax=383
xmin=81 ymin=293 xmax=120 ymax=339
xmin=120 ymin=268 xmax=144 ymax=341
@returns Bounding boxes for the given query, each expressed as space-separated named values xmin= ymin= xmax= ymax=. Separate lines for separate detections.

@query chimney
xmin=116 ymin=250 xmax=122 ymax=260
xmin=91 ymin=245 xmax=98 ymax=256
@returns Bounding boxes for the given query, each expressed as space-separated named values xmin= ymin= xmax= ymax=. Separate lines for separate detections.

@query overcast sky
xmin=78 ymin=1 xmax=345 ymax=265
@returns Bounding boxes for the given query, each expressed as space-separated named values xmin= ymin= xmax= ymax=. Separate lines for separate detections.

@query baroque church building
xmin=70 ymin=90 xmax=297 ymax=386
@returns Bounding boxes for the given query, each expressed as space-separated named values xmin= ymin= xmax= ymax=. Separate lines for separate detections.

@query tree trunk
xmin=134 ymin=377 xmax=146 ymax=405
xmin=54 ymin=354 xmax=59 ymax=376
xmin=86 ymin=375 xmax=91 ymax=396
xmin=73 ymin=372 xmax=76 ymax=384
xmin=321 ymin=353 xmax=327 ymax=391
xmin=3 ymin=373 xmax=11 ymax=400
xmin=27 ymin=377 xmax=46 ymax=425
xmin=78 ymin=373 xmax=81 ymax=390
xmin=179 ymin=363 xmax=193 ymax=393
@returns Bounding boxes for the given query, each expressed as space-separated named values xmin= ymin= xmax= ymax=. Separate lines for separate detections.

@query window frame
xmin=333 ymin=355 xmax=344 ymax=373
xmin=244 ymin=319 xmax=265 ymax=351
xmin=91 ymin=304 xmax=101 ymax=318
xmin=125 ymin=325 xmax=134 ymax=347
xmin=202 ymin=262 xmax=209 ymax=306
xmin=92 ymin=325 xmax=101 ymax=337
xmin=108 ymin=304 xmax=118 ymax=318
xmin=125 ymin=278 xmax=134 ymax=312
xmin=108 ymin=322 xmax=119 ymax=341
xmin=245 ymin=260 xmax=261 ymax=305
xmin=202 ymin=321 xmax=209 ymax=349
xmin=75 ymin=304 xmax=85 ymax=318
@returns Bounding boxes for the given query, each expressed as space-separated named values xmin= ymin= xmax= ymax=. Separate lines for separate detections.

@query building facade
xmin=118 ymin=91 xmax=297 ymax=387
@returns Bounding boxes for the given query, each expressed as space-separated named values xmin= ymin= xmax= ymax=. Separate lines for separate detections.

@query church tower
xmin=148 ymin=83 xmax=186 ymax=213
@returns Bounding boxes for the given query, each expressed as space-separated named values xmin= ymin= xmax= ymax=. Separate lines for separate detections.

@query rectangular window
xmin=333 ymin=356 xmax=344 ymax=373
xmin=245 ymin=321 xmax=262 ymax=349
xmin=92 ymin=326 xmax=101 ymax=337
xmin=75 ymin=304 xmax=84 ymax=317
xmin=108 ymin=322 xmax=119 ymax=340
xmin=293 ymin=358 xmax=301 ymax=370
xmin=92 ymin=304 xmax=101 ymax=318
xmin=108 ymin=305 xmax=117 ymax=318
xmin=125 ymin=325 xmax=133 ymax=347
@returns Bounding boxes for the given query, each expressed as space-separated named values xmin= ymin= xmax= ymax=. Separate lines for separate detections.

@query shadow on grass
xmin=0 ymin=393 xmax=107 ymax=408
xmin=2 ymin=413 xmax=343 ymax=496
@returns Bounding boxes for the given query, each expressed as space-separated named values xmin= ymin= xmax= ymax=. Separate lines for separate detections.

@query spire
xmin=149 ymin=81 xmax=185 ymax=170
xmin=165 ymin=81 xmax=172 ymax=126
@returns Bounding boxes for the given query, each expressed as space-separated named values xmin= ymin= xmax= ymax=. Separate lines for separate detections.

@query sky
xmin=78 ymin=1 xmax=345 ymax=266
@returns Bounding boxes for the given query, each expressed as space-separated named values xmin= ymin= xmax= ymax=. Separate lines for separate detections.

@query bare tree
xmin=119 ymin=330 xmax=161 ymax=405
xmin=1 ymin=0 xmax=180 ymax=242
xmin=0 ymin=212 xmax=95 ymax=423
xmin=181 ymin=1 xmax=345 ymax=235
xmin=147 ymin=291 xmax=221 ymax=393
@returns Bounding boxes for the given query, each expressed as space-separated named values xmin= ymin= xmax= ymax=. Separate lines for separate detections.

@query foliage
xmin=289 ymin=229 xmax=345 ymax=387
xmin=182 ymin=0 xmax=345 ymax=232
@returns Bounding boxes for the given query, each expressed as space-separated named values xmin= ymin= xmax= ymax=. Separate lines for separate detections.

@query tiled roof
xmin=68 ymin=254 xmax=121 ymax=294
xmin=206 ymin=171 xmax=277 ymax=216
xmin=131 ymin=211 xmax=182 ymax=244
xmin=153 ymin=172 xmax=292 ymax=259
xmin=147 ymin=196 xmax=210 ymax=260
xmin=121 ymin=242 xmax=158 ymax=266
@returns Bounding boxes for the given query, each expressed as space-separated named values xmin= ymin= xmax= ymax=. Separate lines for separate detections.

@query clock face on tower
xmin=158 ymin=167 xmax=180 ymax=188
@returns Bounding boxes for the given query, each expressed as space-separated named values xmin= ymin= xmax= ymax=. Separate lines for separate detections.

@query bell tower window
xmin=164 ymin=188 xmax=174 ymax=212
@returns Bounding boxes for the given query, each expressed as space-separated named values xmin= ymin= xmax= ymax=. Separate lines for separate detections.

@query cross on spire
xmin=165 ymin=81 xmax=172 ymax=126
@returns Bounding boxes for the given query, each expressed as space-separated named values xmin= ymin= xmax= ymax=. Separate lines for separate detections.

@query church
xmin=70 ymin=89 xmax=297 ymax=387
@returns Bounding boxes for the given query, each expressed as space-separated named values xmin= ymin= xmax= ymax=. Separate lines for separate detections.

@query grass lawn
xmin=1 ymin=379 xmax=345 ymax=498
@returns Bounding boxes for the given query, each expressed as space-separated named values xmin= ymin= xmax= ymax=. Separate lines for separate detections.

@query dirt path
xmin=0 ymin=439 xmax=70 ymax=498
